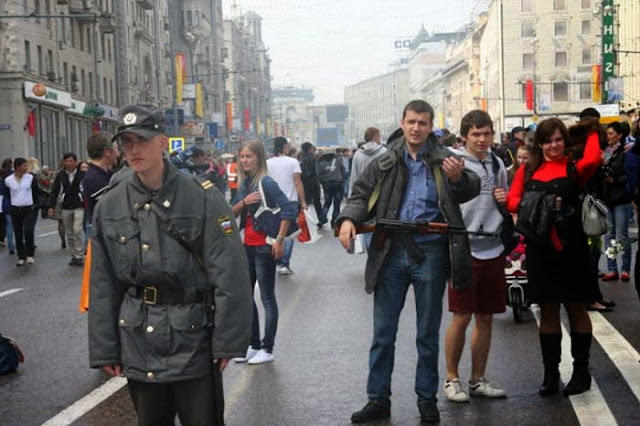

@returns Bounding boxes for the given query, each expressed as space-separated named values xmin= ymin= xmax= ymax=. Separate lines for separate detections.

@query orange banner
xmin=175 ymin=53 xmax=186 ymax=103
xmin=592 ymin=64 xmax=602 ymax=103
xmin=226 ymin=102 xmax=233 ymax=133
xmin=195 ymin=83 xmax=203 ymax=117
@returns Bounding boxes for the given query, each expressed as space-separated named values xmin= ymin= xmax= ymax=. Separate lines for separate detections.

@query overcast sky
xmin=224 ymin=0 xmax=491 ymax=104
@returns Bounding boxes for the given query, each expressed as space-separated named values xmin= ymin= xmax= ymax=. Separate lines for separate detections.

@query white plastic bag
xmin=353 ymin=234 xmax=365 ymax=254
xmin=302 ymin=208 xmax=322 ymax=244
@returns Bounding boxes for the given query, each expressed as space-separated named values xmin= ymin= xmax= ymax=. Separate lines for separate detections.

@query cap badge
xmin=123 ymin=113 xmax=137 ymax=125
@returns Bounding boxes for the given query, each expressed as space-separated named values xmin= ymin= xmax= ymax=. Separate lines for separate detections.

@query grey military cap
xmin=112 ymin=104 xmax=166 ymax=142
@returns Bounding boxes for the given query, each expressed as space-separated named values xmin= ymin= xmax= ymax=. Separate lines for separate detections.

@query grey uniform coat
xmin=339 ymin=135 xmax=481 ymax=293
xmin=88 ymin=163 xmax=252 ymax=382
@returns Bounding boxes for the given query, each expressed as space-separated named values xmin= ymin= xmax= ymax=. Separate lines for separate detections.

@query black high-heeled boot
xmin=539 ymin=333 xmax=562 ymax=396
xmin=563 ymin=332 xmax=592 ymax=396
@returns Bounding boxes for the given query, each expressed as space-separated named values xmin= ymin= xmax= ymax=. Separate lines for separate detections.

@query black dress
xmin=524 ymin=171 xmax=590 ymax=303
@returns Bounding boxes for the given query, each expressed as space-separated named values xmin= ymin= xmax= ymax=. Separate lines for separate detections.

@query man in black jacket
xmin=48 ymin=153 xmax=85 ymax=266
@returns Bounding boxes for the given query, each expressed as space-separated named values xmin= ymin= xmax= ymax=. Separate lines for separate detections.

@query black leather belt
xmin=127 ymin=286 xmax=205 ymax=305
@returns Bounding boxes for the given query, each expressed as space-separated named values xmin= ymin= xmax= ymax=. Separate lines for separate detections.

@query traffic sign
xmin=214 ymin=139 xmax=226 ymax=150
xmin=169 ymin=137 xmax=185 ymax=153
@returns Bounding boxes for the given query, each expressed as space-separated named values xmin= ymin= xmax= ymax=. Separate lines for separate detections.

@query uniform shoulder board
xmin=199 ymin=179 xmax=214 ymax=190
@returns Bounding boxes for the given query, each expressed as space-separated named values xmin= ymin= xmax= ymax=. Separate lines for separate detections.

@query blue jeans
xmin=605 ymin=203 xmax=632 ymax=273
xmin=367 ymin=241 xmax=449 ymax=404
xmin=245 ymin=245 xmax=278 ymax=352
xmin=321 ymin=182 xmax=343 ymax=225
xmin=277 ymin=239 xmax=294 ymax=269
xmin=2 ymin=213 xmax=15 ymax=253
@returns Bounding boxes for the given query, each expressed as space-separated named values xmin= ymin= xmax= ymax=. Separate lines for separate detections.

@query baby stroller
xmin=505 ymin=236 xmax=530 ymax=323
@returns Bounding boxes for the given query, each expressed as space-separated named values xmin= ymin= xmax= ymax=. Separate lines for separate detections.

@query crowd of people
xmin=3 ymin=99 xmax=640 ymax=425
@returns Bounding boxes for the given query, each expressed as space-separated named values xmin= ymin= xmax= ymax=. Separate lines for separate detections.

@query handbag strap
xmin=256 ymin=176 xmax=281 ymax=215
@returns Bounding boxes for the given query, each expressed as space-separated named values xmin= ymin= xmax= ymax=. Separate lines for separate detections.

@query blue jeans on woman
xmin=367 ymin=240 xmax=449 ymax=404
xmin=245 ymin=244 xmax=278 ymax=352
xmin=605 ymin=203 xmax=632 ymax=273
xmin=2 ymin=212 xmax=16 ymax=253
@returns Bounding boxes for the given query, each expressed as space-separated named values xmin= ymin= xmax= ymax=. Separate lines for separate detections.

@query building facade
xmin=616 ymin=0 xmax=640 ymax=112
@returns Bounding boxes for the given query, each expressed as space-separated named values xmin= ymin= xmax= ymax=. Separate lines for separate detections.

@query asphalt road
xmin=1 ymin=218 xmax=640 ymax=425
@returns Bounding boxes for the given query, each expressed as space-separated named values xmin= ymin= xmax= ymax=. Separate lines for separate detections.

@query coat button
xmin=118 ymin=236 xmax=126 ymax=243
xmin=133 ymin=202 xmax=140 ymax=209
xmin=144 ymin=203 xmax=151 ymax=211
xmin=119 ymin=319 xmax=125 ymax=325
xmin=146 ymin=326 xmax=154 ymax=333
xmin=142 ymin=244 xmax=150 ymax=252
xmin=147 ymin=372 xmax=154 ymax=379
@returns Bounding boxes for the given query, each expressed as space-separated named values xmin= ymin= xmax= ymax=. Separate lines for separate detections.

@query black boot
xmin=563 ymin=332 xmax=592 ymax=396
xmin=539 ymin=333 xmax=562 ymax=396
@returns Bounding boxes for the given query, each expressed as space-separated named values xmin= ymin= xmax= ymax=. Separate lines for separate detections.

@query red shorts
xmin=448 ymin=256 xmax=507 ymax=314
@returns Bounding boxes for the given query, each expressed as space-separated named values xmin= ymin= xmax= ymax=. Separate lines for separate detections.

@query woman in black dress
xmin=507 ymin=118 xmax=601 ymax=396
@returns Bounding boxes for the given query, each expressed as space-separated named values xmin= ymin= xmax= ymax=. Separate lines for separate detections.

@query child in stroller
xmin=505 ymin=235 xmax=529 ymax=323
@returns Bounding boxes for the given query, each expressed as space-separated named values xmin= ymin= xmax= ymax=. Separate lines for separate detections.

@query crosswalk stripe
xmin=589 ymin=311 xmax=640 ymax=403
xmin=0 ymin=288 xmax=23 ymax=299
xmin=533 ymin=308 xmax=617 ymax=426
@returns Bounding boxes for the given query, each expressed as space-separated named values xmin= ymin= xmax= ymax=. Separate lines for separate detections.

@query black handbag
xmin=515 ymin=190 xmax=556 ymax=244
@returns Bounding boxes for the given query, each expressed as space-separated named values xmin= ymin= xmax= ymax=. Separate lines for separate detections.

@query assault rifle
xmin=335 ymin=218 xmax=498 ymax=250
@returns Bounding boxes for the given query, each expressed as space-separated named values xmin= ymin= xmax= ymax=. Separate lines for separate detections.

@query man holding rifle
xmin=338 ymin=100 xmax=481 ymax=424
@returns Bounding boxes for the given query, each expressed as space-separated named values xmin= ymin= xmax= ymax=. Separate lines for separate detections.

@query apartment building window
xmin=63 ymin=62 xmax=68 ymax=90
xmin=79 ymin=25 xmax=85 ymax=51
xmin=581 ymin=20 xmax=591 ymax=35
xmin=89 ymin=72 xmax=94 ymax=98
xmin=107 ymin=38 xmax=112 ymax=63
xmin=555 ymin=51 xmax=568 ymax=67
xmin=24 ymin=41 xmax=31 ymax=71
xmin=61 ymin=15 xmax=66 ymax=43
xmin=554 ymin=0 xmax=565 ymax=11
xmin=102 ymin=34 xmax=106 ymax=61
xmin=521 ymin=22 xmax=534 ymax=38
xmin=71 ymin=21 xmax=76 ymax=48
xmin=103 ymin=77 xmax=107 ymax=102
xmin=87 ymin=27 xmax=92 ymax=53
xmin=37 ymin=45 xmax=43 ymax=74
xmin=553 ymin=82 xmax=568 ymax=101
xmin=187 ymin=11 xmax=192 ymax=26
xmin=34 ymin=0 xmax=41 ymax=22
xmin=555 ymin=21 xmax=567 ymax=37
xmin=523 ymin=53 xmax=534 ymax=70
xmin=47 ymin=49 xmax=53 ymax=73
xmin=580 ymin=82 xmax=592 ymax=100
xmin=582 ymin=49 xmax=591 ymax=65
xmin=521 ymin=0 xmax=533 ymax=12
xmin=81 ymin=69 xmax=86 ymax=95
xmin=581 ymin=0 xmax=591 ymax=9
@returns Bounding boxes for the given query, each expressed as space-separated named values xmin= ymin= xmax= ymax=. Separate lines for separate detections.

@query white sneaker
xmin=278 ymin=266 xmax=293 ymax=275
xmin=444 ymin=379 xmax=470 ymax=402
xmin=247 ymin=349 xmax=274 ymax=365
xmin=26 ymin=257 xmax=35 ymax=264
xmin=232 ymin=346 xmax=260 ymax=363
xmin=469 ymin=377 xmax=506 ymax=398
xmin=16 ymin=259 xmax=26 ymax=266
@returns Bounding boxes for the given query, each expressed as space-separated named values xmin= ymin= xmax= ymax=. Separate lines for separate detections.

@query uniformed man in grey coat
xmin=88 ymin=104 xmax=252 ymax=425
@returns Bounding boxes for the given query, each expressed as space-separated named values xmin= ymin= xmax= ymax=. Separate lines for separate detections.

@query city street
xmin=1 ymin=219 xmax=640 ymax=425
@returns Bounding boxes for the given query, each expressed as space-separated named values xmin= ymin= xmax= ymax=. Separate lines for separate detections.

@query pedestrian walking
xmin=317 ymin=148 xmax=346 ymax=229
xmin=299 ymin=142 xmax=322 ymax=220
xmin=0 ymin=158 xmax=16 ymax=254
xmin=338 ymin=100 xmax=480 ymax=424
xmin=506 ymin=118 xmax=600 ymax=396
xmin=48 ymin=153 xmax=86 ymax=266
xmin=231 ymin=139 xmax=296 ymax=365
xmin=2 ymin=158 xmax=38 ymax=266
xmin=443 ymin=110 xmax=508 ymax=403
xmin=88 ymin=104 xmax=252 ymax=425
xmin=267 ymin=136 xmax=307 ymax=275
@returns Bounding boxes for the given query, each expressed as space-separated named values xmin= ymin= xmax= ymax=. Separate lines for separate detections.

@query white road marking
xmin=532 ymin=309 xmax=616 ymax=426
xmin=37 ymin=231 xmax=59 ymax=237
xmin=0 ymin=288 xmax=23 ymax=299
xmin=589 ymin=311 xmax=640 ymax=402
xmin=41 ymin=376 xmax=127 ymax=426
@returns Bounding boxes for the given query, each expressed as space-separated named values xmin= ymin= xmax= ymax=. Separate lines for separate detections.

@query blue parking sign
xmin=169 ymin=137 xmax=185 ymax=153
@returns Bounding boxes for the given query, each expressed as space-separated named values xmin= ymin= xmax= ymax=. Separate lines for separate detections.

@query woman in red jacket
xmin=506 ymin=118 xmax=601 ymax=397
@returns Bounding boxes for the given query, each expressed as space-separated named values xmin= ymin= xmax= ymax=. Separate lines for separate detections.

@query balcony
xmin=184 ymin=17 xmax=212 ymax=40
xmin=99 ymin=13 xmax=116 ymax=33
xmin=137 ymin=0 xmax=153 ymax=10
xmin=134 ymin=21 xmax=154 ymax=44
xmin=69 ymin=0 xmax=99 ymax=21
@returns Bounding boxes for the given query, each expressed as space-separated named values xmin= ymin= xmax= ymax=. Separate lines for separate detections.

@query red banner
xmin=525 ymin=80 xmax=534 ymax=111
xmin=24 ymin=106 xmax=36 ymax=137
xmin=243 ymin=108 xmax=250 ymax=132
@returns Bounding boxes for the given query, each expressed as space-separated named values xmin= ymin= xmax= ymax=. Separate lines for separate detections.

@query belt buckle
xmin=142 ymin=286 xmax=158 ymax=305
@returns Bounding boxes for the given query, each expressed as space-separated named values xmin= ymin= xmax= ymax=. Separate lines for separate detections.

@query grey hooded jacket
xmin=339 ymin=135 xmax=481 ymax=293
xmin=88 ymin=163 xmax=252 ymax=382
